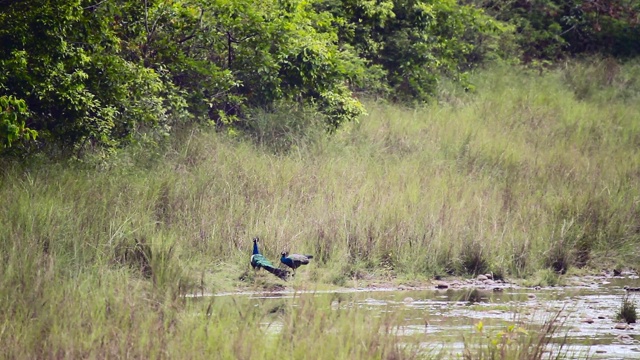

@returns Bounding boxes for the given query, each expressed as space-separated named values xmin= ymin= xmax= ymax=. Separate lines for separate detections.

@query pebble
xmin=477 ymin=274 xmax=488 ymax=281
xmin=403 ymin=297 xmax=414 ymax=304
xmin=617 ymin=334 xmax=633 ymax=343
xmin=581 ymin=318 xmax=594 ymax=324
xmin=435 ymin=281 xmax=449 ymax=289
xmin=614 ymin=323 xmax=630 ymax=330
xmin=527 ymin=294 xmax=537 ymax=299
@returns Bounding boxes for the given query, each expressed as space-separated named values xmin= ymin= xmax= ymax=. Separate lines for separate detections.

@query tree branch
xmin=178 ymin=9 xmax=205 ymax=44
xmin=83 ymin=0 xmax=109 ymax=10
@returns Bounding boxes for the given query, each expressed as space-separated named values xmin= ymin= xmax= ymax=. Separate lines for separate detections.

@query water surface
xmin=191 ymin=274 xmax=640 ymax=359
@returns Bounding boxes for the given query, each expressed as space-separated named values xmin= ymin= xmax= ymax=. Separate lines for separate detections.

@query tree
xmin=0 ymin=0 xmax=368 ymax=158
xmin=317 ymin=0 xmax=506 ymax=101
xmin=0 ymin=0 xmax=175 ymax=158
xmin=471 ymin=0 xmax=640 ymax=61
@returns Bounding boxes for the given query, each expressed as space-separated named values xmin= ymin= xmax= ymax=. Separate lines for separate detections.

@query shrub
xmin=0 ymin=95 xmax=36 ymax=151
xmin=616 ymin=295 xmax=637 ymax=324
xmin=459 ymin=241 xmax=489 ymax=276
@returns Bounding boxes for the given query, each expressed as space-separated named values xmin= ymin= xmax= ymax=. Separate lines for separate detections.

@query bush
xmin=472 ymin=0 xmax=640 ymax=61
xmin=459 ymin=241 xmax=489 ymax=276
xmin=616 ymin=295 xmax=637 ymax=324
xmin=320 ymin=0 xmax=508 ymax=102
xmin=0 ymin=95 xmax=36 ymax=150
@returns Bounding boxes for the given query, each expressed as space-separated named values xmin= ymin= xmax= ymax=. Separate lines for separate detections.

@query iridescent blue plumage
xmin=253 ymin=238 xmax=260 ymax=255
xmin=280 ymin=251 xmax=313 ymax=276
xmin=250 ymin=237 xmax=289 ymax=280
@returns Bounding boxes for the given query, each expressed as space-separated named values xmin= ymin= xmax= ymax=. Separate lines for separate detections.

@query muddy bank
xmin=191 ymin=269 xmax=640 ymax=298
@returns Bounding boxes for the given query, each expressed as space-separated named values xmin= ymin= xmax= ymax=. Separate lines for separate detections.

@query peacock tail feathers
xmin=250 ymin=238 xmax=290 ymax=280
xmin=263 ymin=265 xmax=289 ymax=281
xmin=251 ymin=253 xmax=275 ymax=269
xmin=251 ymin=254 xmax=289 ymax=280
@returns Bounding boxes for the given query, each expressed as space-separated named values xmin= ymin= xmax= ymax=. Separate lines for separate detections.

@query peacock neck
xmin=253 ymin=242 xmax=259 ymax=255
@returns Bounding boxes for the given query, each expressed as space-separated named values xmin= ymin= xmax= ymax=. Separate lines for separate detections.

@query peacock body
xmin=280 ymin=251 xmax=313 ymax=275
xmin=250 ymin=237 xmax=289 ymax=280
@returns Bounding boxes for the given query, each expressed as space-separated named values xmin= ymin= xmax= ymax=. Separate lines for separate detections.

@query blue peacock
xmin=250 ymin=237 xmax=289 ymax=280
xmin=280 ymin=251 xmax=313 ymax=276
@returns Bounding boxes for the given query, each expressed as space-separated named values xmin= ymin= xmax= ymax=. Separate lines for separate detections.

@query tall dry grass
xmin=1 ymin=59 xmax=638 ymax=357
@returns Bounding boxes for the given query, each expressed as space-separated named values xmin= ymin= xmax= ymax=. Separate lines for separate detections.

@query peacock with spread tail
xmin=280 ymin=251 xmax=313 ymax=276
xmin=250 ymin=237 xmax=289 ymax=280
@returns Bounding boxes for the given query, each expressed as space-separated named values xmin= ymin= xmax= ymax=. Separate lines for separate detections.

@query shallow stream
xmin=192 ymin=274 xmax=640 ymax=359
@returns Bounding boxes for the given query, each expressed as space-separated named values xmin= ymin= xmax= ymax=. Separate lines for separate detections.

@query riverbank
xmin=204 ymin=261 xmax=640 ymax=298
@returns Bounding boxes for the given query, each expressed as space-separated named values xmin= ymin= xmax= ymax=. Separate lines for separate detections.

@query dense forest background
xmin=2 ymin=0 xmax=638 ymax=159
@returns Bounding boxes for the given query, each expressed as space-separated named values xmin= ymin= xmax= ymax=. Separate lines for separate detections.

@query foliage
xmin=201 ymin=0 xmax=367 ymax=126
xmin=0 ymin=0 xmax=638 ymax=161
xmin=0 ymin=95 xmax=36 ymax=150
xmin=0 ymin=0 xmax=178 ymax=158
xmin=472 ymin=0 xmax=640 ymax=61
xmin=318 ymin=0 xmax=508 ymax=101
xmin=317 ymin=84 xmax=368 ymax=132
xmin=0 ymin=0 xmax=369 ymax=158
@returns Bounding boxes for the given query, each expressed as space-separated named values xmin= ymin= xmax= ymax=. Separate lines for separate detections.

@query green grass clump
xmin=616 ymin=295 xmax=638 ymax=324
xmin=462 ymin=311 xmax=568 ymax=360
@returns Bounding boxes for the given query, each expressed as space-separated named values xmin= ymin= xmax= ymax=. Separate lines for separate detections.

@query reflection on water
xmin=193 ymin=275 xmax=640 ymax=359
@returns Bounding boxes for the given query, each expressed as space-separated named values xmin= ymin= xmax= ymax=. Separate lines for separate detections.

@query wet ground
xmin=190 ymin=273 xmax=640 ymax=359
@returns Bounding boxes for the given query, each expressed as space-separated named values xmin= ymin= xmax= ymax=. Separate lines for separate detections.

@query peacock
xmin=250 ymin=237 xmax=289 ymax=280
xmin=280 ymin=251 xmax=313 ymax=276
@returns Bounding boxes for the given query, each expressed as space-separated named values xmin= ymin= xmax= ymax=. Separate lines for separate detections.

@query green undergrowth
xmin=1 ymin=60 xmax=640 ymax=357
